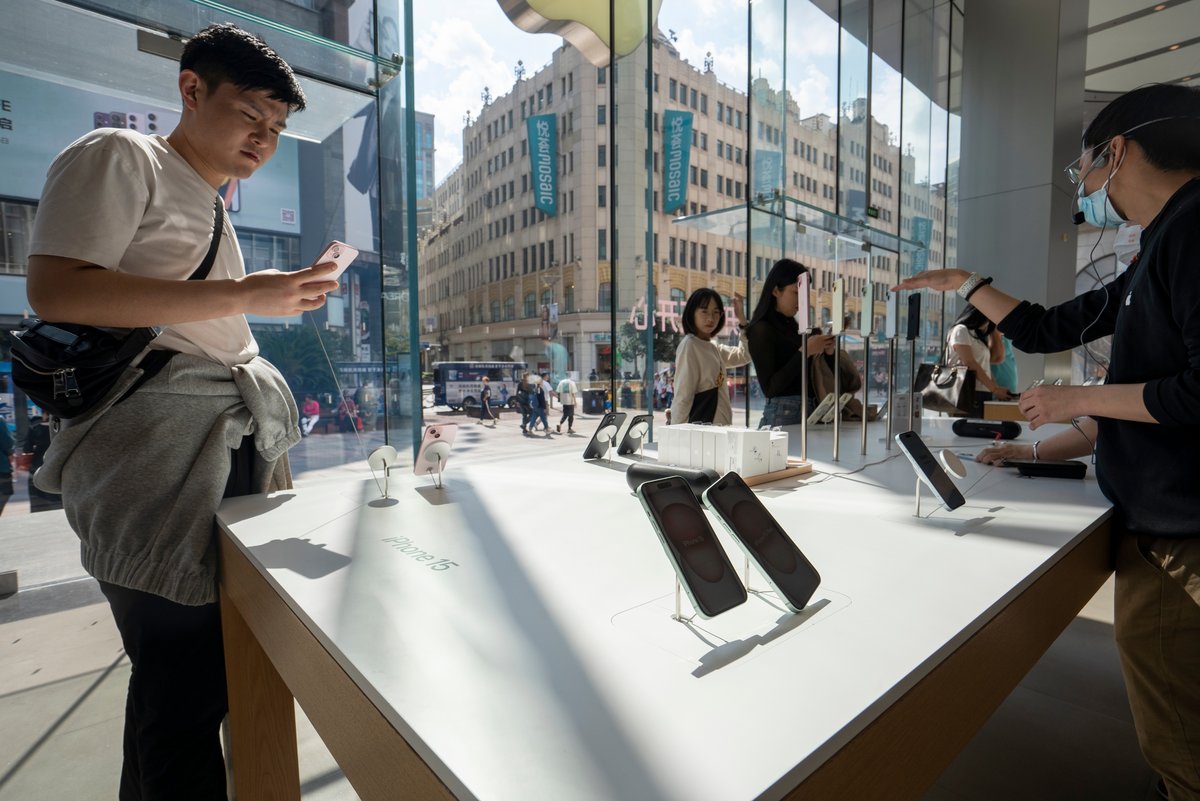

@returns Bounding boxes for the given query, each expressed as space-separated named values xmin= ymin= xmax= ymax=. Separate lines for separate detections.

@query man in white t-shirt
xmin=27 ymin=24 xmax=339 ymax=798
xmin=556 ymin=374 xmax=580 ymax=433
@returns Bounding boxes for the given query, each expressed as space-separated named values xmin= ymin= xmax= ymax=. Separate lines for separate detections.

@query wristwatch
xmin=956 ymin=272 xmax=992 ymax=301
xmin=1031 ymin=440 xmax=1041 ymax=462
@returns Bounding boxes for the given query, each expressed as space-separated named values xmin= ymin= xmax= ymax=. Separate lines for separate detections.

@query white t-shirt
xmin=556 ymin=378 xmax=578 ymax=406
xmin=29 ymin=128 xmax=257 ymax=367
xmin=946 ymin=324 xmax=992 ymax=379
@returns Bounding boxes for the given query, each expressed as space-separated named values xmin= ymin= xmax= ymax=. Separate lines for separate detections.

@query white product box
xmin=660 ymin=425 xmax=684 ymax=466
xmin=768 ymin=430 xmax=789 ymax=473
xmin=689 ymin=426 xmax=705 ymax=468
xmin=725 ymin=427 xmax=771 ymax=478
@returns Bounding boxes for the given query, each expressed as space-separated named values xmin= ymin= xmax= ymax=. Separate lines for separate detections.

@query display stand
xmin=420 ymin=442 xmax=451 ymax=489
xmin=366 ymin=446 xmax=398 ymax=499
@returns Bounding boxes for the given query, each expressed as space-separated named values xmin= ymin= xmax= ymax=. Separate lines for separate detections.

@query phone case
xmin=413 ymin=424 xmax=458 ymax=476
xmin=808 ymin=393 xmax=837 ymax=425
xmin=820 ymin=392 xmax=854 ymax=424
xmin=702 ymin=473 xmax=820 ymax=612
xmin=616 ymin=413 xmax=652 ymax=456
xmin=583 ymin=412 xmax=627 ymax=460
xmin=895 ymin=431 xmax=966 ymax=510
xmin=636 ymin=476 xmax=747 ymax=619
xmin=312 ymin=240 xmax=360 ymax=281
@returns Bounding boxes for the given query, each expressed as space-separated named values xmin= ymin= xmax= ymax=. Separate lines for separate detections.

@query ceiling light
xmin=1154 ymin=3 xmax=1167 ymax=10
xmin=1169 ymin=43 xmax=1181 ymax=50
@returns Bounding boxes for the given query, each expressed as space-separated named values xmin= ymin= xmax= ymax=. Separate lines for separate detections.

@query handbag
xmin=10 ymin=199 xmax=224 ymax=419
xmin=913 ymin=361 xmax=976 ymax=417
xmin=687 ymin=387 xmax=719 ymax=423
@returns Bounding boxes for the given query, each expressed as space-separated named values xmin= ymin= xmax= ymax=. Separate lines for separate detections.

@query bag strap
xmin=187 ymin=197 xmax=225 ymax=282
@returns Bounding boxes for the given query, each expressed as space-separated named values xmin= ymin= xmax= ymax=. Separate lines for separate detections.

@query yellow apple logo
xmin=496 ymin=0 xmax=665 ymax=65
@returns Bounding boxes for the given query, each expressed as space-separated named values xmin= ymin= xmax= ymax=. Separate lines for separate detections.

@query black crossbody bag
xmin=10 ymin=198 xmax=224 ymax=419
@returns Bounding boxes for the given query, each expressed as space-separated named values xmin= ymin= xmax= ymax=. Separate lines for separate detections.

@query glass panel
xmin=1 ymin=0 xmax=415 ymax=505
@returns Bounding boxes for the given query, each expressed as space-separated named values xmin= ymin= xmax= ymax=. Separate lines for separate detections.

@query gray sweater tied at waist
xmin=35 ymin=352 xmax=300 ymax=605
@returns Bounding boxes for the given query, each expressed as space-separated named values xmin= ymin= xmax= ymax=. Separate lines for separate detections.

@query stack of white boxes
xmin=657 ymin=425 xmax=788 ymax=478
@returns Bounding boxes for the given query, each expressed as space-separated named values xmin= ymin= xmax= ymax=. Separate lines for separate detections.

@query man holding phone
xmin=894 ymin=84 xmax=1200 ymax=799
xmin=26 ymin=23 xmax=339 ymax=799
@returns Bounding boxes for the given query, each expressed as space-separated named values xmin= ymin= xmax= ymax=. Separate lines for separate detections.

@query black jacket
xmin=747 ymin=310 xmax=807 ymax=399
xmin=999 ymin=177 xmax=1200 ymax=536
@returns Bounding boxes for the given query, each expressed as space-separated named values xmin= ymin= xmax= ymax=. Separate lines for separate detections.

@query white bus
xmin=431 ymin=361 xmax=527 ymax=412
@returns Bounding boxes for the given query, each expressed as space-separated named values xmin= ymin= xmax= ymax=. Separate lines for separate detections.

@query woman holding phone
xmin=670 ymin=288 xmax=749 ymax=425
xmin=746 ymin=259 xmax=835 ymax=427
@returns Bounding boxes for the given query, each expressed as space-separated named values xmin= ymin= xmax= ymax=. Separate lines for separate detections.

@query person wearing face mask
xmin=894 ymin=84 xmax=1200 ymax=800
xmin=745 ymin=258 xmax=836 ymax=427
xmin=670 ymin=288 xmax=749 ymax=425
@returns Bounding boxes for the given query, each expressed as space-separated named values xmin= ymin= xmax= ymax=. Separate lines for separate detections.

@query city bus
xmin=431 ymin=361 xmax=527 ymax=412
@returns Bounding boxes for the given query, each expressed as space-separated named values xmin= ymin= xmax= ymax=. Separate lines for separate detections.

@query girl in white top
xmin=946 ymin=304 xmax=1012 ymax=400
xmin=670 ymin=288 xmax=751 ymax=425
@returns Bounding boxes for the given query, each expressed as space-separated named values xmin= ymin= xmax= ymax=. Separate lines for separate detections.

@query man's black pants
xmin=99 ymin=436 xmax=255 ymax=800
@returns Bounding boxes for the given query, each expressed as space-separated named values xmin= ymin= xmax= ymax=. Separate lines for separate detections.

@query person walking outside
xmin=556 ymin=374 xmax=579 ymax=433
xmin=529 ymin=373 xmax=551 ymax=435
xmin=478 ymin=376 xmax=496 ymax=426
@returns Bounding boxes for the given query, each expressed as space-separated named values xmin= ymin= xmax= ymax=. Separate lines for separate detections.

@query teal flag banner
xmin=527 ymin=113 xmax=558 ymax=216
xmin=662 ymin=110 xmax=693 ymax=213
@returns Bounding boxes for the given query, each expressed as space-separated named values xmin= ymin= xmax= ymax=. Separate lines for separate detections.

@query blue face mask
xmin=1076 ymin=149 xmax=1127 ymax=228
xmin=1078 ymin=182 xmax=1126 ymax=228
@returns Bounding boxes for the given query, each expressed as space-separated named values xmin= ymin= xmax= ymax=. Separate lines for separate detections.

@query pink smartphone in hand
xmin=310 ymin=241 xmax=359 ymax=281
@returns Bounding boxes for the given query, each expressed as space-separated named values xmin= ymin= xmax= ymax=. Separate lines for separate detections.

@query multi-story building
xmin=418 ymin=32 xmax=949 ymax=379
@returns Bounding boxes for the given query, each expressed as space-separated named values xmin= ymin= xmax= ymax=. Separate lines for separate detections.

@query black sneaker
xmin=556 ymin=424 xmax=561 ymax=433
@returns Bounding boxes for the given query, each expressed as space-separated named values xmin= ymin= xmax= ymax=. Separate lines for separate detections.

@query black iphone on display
xmin=617 ymin=413 xmax=653 ymax=456
xmin=636 ymin=476 xmax=748 ymax=618
xmin=895 ymin=430 xmax=966 ymax=510
xmin=906 ymin=293 xmax=921 ymax=341
xmin=582 ymin=412 xmax=627 ymax=460
xmin=702 ymin=472 xmax=821 ymax=612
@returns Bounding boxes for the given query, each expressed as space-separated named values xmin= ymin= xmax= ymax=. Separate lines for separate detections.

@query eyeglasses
xmin=1063 ymin=115 xmax=1199 ymax=184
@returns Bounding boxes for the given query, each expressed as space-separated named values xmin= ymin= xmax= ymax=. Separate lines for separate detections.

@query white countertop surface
xmin=217 ymin=420 xmax=1111 ymax=801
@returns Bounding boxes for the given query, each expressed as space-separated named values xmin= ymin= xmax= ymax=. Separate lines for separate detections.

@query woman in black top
xmin=745 ymin=258 xmax=835 ymax=427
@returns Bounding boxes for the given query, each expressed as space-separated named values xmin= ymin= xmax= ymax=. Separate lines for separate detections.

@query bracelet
xmin=1031 ymin=441 xmax=1041 ymax=462
xmin=956 ymin=272 xmax=994 ymax=301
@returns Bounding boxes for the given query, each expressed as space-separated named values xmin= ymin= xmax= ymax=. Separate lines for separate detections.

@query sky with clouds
xmin=411 ymin=0 xmax=940 ymax=186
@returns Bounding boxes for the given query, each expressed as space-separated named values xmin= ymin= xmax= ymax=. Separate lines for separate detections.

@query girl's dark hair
xmin=1082 ymin=84 xmax=1200 ymax=173
xmin=748 ymin=258 xmax=809 ymax=326
xmin=181 ymin=23 xmax=306 ymax=112
xmin=681 ymin=288 xmax=725 ymax=337
xmin=952 ymin=304 xmax=994 ymax=343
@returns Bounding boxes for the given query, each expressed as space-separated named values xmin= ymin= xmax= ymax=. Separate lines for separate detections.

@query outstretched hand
xmin=891 ymin=269 xmax=970 ymax=294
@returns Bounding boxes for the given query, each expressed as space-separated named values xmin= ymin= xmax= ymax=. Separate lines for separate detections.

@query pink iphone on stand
xmin=413 ymin=423 xmax=458 ymax=476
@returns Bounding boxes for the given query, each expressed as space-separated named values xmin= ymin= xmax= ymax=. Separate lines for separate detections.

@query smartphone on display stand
xmin=795 ymin=271 xmax=811 ymax=331
xmin=310 ymin=241 xmax=360 ymax=282
xmin=702 ymin=472 xmax=820 ymax=612
xmin=906 ymin=293 xmax=921 ymax=341
xmin=861 ymin=279 xmax=875 ymax=336
xmin=635 ymin=475 xmax=747 ymax=619
xmin=583 ymin=412 xmax=627 ymax=460
xmin=831 ymin=278 xmax=845 ymax=335
xmin=895 ymin=430 xmax=966 ymax=511
xmin=413 ymin=423 xmax=458 ymax=477
xmin=617 ymin=413 xmax=652 ymax=456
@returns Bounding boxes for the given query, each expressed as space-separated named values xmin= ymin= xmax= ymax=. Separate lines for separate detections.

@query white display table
xmin=216 ymin=420 xmax=1113 ymax=801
